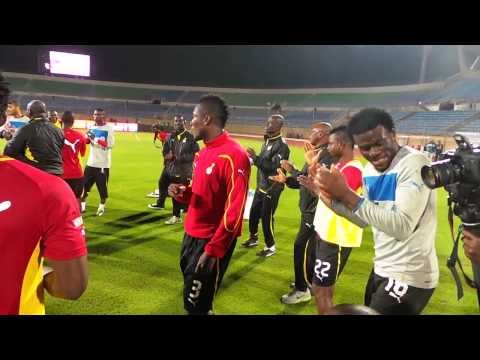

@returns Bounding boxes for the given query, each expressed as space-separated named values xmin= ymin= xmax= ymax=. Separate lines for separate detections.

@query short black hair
xmin=62 ymin=111 xmax=74 ymax=126
xmin=330 ymin=125 xmax=354 ymax=149
xmin=199 ymin=94 xmax=229 ymax=128
xmin=94 ymin=108 xmax=105 ymax=113
xmin=347 ymin=108 xmax=395 ymax=136
xmin=0 ymin=73 xmax=10 ymax=122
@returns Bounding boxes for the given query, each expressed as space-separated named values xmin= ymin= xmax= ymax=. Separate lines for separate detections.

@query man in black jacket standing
xmin=148 ymin=115 xmax=199 ymax=225
xmin=243 ymin=114 xmax=290 ymax=257
xmin=4 ymin=100 xmax=64 ymax=176
xmin=270 ymin=122 xmax=333 ymax=304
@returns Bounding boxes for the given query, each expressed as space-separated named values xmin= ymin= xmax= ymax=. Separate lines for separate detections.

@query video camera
xmin=421 ymin=134 xmax=480 ymax=233
xmin=421 ymin=133 xmax=480 ymax=303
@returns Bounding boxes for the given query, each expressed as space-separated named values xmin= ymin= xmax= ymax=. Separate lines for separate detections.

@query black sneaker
xmin=257 ymin=248 xmax=276 ymax=257
xmin=148 ymin=204 xmax=165 ymax=210
xmin=242 ymin=237 xmax=259 ymax=248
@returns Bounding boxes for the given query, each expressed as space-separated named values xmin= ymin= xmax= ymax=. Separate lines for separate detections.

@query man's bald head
xmin=27 ymin=100 xmax=47 ymax=119
xmin=310 ymin=122 xmax=332 ymax=147
xmin=313 ymin=122 xmax=332 ymax=132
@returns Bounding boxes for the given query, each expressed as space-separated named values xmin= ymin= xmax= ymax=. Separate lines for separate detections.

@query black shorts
xmin=84 ymin=166 xmax=110 ymax=199
xmin=64 ymin=177 xmax=84 ymax=198
xmin=364 ymin=270 xmax=435 ymax=315
xmin=306 ymin=233 xmax=352 ymax=288
xmin=180 ymin=233 xmax=236 ymax=315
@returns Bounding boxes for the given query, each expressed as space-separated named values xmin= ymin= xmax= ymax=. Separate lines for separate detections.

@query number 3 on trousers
xmin=189 ymin=280 xmax=202 ymax=300
xmin=314 ymin=260 xmax=331 ymax=280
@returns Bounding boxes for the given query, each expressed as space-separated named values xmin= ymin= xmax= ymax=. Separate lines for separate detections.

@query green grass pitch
xmin=4 ymin=132 xmax=478 ymax=314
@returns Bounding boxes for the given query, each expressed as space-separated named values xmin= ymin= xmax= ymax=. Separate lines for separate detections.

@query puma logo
xmin=64 ymin=138 xmax=79 ymax=153
xmin=206 ymin=163 xmax=215 ymax=175
xmin=0 ymin=201 xmax=12 ymax=212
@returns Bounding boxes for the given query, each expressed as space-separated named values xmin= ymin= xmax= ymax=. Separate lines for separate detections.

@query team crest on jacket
xmin=206 ymin=163 xmax=216 ymax=175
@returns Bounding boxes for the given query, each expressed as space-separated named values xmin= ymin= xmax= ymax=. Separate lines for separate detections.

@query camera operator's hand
xmin=462 ymin=229 xmax=480 ymax=264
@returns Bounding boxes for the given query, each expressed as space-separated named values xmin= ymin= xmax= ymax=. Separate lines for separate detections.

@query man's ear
xmin=204 ymin=114 xmax=213 ymax=126
xmin=391 ymin=129 xmax=397 ymax=140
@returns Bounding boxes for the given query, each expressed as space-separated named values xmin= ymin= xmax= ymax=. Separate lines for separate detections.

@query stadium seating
xmin=395 ymin=111 xmax=478 ymax=135
xmin=390 ymin=111 xmax=413 ymax=122
xmin=8 ymin=76 xmax=186 ymax=102
xmin=423 ymin=78 xmax=480 ymax=104
xmin=6 ymin=74 xmax=437 ymax=108
xmin=11 ymin=94 xmax=195 ymax=119
xmin=7 ymin=73 xmax=480 ymax=135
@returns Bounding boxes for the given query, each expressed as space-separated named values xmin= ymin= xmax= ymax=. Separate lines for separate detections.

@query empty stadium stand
xmin=5 ymin=72 xmax=480 ymax=136
xmin=395 ymin=111 xmax=479 ymax=135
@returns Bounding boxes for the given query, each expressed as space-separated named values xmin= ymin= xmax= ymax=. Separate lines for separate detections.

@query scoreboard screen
xmin=46 ymin=51 xmax=91 ymax=77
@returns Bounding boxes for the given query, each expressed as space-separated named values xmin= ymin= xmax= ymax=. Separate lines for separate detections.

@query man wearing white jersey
xmin=81 ymin=108 xmax=115 ymax=216
xmin=312 ymin=108 xmax=438 ymax=315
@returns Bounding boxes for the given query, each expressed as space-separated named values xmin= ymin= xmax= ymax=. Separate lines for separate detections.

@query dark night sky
xmin=0 ymin=45 xmax=460 ymax=88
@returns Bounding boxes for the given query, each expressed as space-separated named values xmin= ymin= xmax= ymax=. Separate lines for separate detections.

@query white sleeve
xmin=331 ymin=200 xmax=368 ymax=228
xmin=354 ymin=154 xmax=434 ymax=241
xmin=108 ymin=126 xmax=115 ymax=149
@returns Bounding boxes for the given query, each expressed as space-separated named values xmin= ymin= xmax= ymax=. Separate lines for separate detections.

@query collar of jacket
xmin=29 ymin=116 xmax=47 ymax=123
xmin=265 ymin=133 xmax=282 ymax=144
xmin=176 ymin=129 xmax=187 ymax=140
xmin=205 ymin=130 xmax=229 ymax=148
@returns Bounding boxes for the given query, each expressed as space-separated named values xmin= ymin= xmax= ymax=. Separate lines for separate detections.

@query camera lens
xmin=421 ymin=161 xmax=459 ymax=189
xmin=421 ymin=166 xmax=438 ymax=189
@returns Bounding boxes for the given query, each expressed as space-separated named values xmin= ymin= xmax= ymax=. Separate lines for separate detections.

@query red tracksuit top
xmin=176 ymin=131 xmax=251 ymax=258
